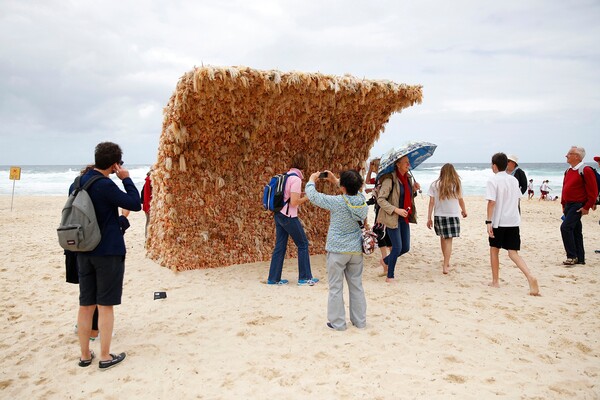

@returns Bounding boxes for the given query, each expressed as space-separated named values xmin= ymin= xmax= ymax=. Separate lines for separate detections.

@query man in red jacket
xmin=142 ymin=170 xmax=152 ymax=237
xmin=561 ymin=146 xmax=598 ymax=266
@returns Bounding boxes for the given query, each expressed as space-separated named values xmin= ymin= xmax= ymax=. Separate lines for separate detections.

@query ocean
xmin=0 ymin=163 xmax=593 ymax=197
xmin=0 ymin=165 xmax=152 ymax=196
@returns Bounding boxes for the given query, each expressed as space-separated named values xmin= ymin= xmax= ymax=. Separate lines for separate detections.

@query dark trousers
xmin=384 ymin=219 xmax=411 ymax=279
xmin=268 ymin=212 xmax=312 ymax=282
xmin=561 ymin=202 xmax=585 ymax=262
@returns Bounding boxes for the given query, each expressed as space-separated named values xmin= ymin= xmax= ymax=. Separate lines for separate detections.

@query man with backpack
xmin=560 ymin=146 xmax=598 ymax=267
xmin=266 ymin=152 xmax=318 ymax=286
xmin=75 ymin=142 xmax=141 ymax=370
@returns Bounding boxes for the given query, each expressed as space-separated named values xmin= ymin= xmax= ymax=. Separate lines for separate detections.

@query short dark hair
xmin=491 ymin=152 xmax=508 ymax=171
xmin=95 ymin=142 xmax=123 ymax=169
xmin=340 ymin=170 xmax=363 ymax=195
xmin=290 ymin=153 xmax=308 ymax=171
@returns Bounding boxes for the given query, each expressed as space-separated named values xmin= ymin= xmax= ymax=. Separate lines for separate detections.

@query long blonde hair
xmin=433 ymin=163 xmax=462 ymax=200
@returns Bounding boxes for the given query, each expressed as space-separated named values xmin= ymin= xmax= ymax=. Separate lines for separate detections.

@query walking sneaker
xmin=298 ymin=279 xmax=318 ymax=286
xmin=267 ymin=279 xmax=289 ymax=285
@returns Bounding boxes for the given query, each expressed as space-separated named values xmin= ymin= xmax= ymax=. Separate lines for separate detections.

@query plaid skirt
xmin=434 ymin=216 xmax=460 ymax=238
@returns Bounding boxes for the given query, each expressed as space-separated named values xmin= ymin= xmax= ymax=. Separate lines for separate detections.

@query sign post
xmin=9 ymin=166 xmax=21 ymax=211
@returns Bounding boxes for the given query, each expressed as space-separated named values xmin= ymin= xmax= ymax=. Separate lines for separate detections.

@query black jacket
xmin=513 ymin=167 xmax=528 ymax=195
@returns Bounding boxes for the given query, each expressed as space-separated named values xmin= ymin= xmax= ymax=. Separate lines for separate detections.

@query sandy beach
xmin=1 ymin=195 xmax=599 ymax=399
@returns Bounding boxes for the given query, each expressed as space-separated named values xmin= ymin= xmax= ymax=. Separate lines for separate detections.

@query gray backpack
xmin=57 ymin=175 xmax=105 ymax=251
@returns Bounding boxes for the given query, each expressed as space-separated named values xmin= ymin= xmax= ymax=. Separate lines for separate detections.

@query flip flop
xmin=78 ymin=350 xmax=95 ymax=367
xmin=99 ymin=352 xmax=126 ymax=370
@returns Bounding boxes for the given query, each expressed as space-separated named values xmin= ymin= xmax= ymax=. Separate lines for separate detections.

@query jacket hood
xmin=343 ymin=193 xmax=368 ymax=221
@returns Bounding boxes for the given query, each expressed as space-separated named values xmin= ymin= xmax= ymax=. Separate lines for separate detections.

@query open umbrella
xmin=377 ymin=141 xmax=437 ymax=179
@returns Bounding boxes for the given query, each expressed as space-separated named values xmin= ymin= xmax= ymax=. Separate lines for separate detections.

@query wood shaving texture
xmin=147 ymin=66 xmax=422 ymax=270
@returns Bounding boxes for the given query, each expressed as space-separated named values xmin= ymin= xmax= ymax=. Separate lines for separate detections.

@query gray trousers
xmin=326 ymin=252 xmax=367 ymax=330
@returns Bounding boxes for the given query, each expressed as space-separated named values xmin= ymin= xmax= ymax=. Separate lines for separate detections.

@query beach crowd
xmin=64 ymin=142 xmax=598 ymax=370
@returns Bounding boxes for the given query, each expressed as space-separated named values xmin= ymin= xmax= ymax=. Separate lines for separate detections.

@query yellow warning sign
xmin=9 ymin=166 xmax=21 ymax=180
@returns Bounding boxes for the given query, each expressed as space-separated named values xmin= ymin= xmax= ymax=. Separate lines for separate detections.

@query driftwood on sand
xmin=146 ymin=65 xmax=422 ymax=270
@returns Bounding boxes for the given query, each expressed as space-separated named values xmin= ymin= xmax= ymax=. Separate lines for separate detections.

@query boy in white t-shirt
xmin=485 ymin=153 xmax=540 ymax=296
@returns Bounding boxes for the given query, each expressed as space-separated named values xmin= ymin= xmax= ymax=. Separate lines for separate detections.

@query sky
xmin=1 ymin=0 xmax=598 ymax=165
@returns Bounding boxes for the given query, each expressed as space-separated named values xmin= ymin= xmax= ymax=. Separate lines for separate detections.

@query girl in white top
xmin=427 ymin=164 xmax=467 ymax=274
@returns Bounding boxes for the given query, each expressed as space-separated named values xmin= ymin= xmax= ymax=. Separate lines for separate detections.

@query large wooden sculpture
xmin=147 ymin=66 xmax=422 ymax=270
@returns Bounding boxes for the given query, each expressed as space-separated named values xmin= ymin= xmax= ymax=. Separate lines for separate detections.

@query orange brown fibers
xmin=146 ymin=65 xmax=422 ymax=271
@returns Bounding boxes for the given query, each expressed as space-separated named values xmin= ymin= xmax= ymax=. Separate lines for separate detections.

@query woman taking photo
xmin=376 ymin=155 xmax=419 ymax=283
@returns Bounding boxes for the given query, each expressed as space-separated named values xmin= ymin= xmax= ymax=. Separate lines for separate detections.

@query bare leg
xmin=78 ymin=305 xmax=96 ymax=361
xmin=508 ymin=250 xmax=540 ymax=296
xmin=488 ymin=247 xmax=500 ymax=288
xmin=98 ymin=305 xmax=115 ymax=361
xmin=379 ymin=247 xmax=390 ymax=276
xmin=440 ymin=237 xmax=453 ymax=274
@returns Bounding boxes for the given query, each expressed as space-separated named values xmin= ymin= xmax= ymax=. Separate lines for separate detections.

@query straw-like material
xmin=147 ymin=65 xmax=422 ymax=270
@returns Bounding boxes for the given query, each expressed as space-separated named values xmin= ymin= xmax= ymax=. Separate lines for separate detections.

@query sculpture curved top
xmin=147 ymin=65 xmax=422 ymax=271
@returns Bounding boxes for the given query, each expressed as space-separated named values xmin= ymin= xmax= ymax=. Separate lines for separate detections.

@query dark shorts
xmin=372 ymin=222 xmax=392 ymax=248
xmin=488 ymin=226 xmax=521 ymax=251
xmin=528 ymin=190 xmax=534 ymax=195
xmin=376 ymin=232 xmax=392 ymax=248
xmin=434 ymin=216 xmax=461 ymax=238
xmin=77 ymin=254 xmax=125 ymax=306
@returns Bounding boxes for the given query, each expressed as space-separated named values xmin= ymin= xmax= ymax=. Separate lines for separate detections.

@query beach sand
xmin=1 ymin=195 xmax=599 ymax=399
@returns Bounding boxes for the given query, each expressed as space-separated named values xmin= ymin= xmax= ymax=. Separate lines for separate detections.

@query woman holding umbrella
xmin=376 ymin=155 xmax=420 ymax=282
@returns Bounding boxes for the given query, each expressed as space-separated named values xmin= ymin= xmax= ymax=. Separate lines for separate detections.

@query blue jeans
xmin=268 ymin=213 xmax=312 ymax=282
xmin=561 ymin=202 xmax=585 ymax=262
xmin=384 ymin=219 xmax=410 ymax=279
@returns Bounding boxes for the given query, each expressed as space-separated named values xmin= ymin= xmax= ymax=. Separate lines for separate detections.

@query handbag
xmin=359 ymin=221 xmax=378 ymax=255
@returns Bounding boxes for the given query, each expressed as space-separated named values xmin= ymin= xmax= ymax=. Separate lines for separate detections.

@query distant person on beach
xmin=426 ymin=163 xmax=467 ymax=274
xmin=365 ymin=158 xmax=379 ymax=188
xmin=506 ymin=155 xmax=528 ymax=195
xmin=539 ymin=180 xmax=551 ymax=201
xmin=267 ymin=153 xmax=318 ymax=286
xmin=485 ymin=152 xmax=540 ymax=296
xmin=141 ymin=169 xmax=152 ymax=237
xmin=560 ymin=146 xmax=598 ymax=267
xmin=376 ymin=155 xmax=420 ymax=283
xmin=75 ymin=142 xmax=141 ymax=370
xmin=305 ymin=169 xmax=368 ymax=331
xmin=527 ymin=179 xmax=534 ymax=200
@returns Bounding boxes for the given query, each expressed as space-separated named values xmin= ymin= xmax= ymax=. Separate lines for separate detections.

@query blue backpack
xmin=262 ymin=173 xmax=298 ymax=213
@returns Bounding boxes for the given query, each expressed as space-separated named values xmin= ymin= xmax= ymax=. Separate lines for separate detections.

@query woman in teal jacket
xmin=305 ymin=169 xmax=368 ymax=331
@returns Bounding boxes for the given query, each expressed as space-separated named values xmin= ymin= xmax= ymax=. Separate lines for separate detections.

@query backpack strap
xmin=282 ymin=173 xmax=299 ymax=216
xmin=73 ymin=175 xmax=106 ymax=195
xmin=575 ymin=165 xmax=591 ymax=186
xmin=82 ymin=175 xmax=105 ymax=190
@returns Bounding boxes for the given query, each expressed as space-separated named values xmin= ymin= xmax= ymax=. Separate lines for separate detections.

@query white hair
xmin=570 ymin=146 xmax=585 ymax=159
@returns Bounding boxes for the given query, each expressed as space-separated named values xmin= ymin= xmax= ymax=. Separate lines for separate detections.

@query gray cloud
xmin=1 ymin=0 xmax=598 ymax=164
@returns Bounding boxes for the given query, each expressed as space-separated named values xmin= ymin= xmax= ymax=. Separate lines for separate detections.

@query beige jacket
xmin=375 ymin=172 xmax=417 ymax=228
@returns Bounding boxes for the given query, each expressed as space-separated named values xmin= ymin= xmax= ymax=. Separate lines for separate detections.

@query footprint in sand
xmin=444 ymin=374 xmax=467 ymax=383
xmin=0 ymin=380 xmax=13 ymax=390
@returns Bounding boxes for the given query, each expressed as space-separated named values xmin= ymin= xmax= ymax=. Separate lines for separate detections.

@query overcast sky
xmin=1 ymin=0 xmax=598 ymax=165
